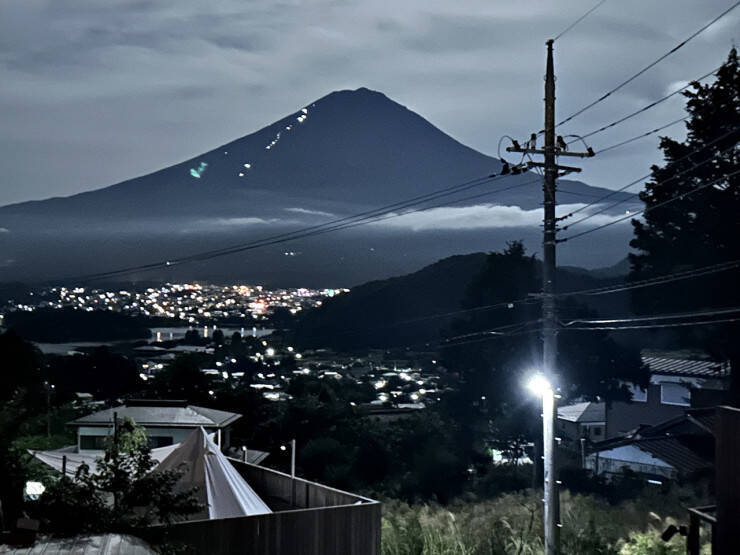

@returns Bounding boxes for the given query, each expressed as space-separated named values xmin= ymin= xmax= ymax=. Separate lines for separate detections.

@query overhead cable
xmin=553 ymin=0 xmax=609 ymax=42
xmin=556 ymin=2 xmax=739 ymax=128
xmin=557 ymin=127 xmax=740 ymax=223
xmin=562 ymin=141 xmax=738 ymax=230
xmin=559 ymin=168 xmax=740 ymax=242
xmin=572 ymin=66 xmax=721 ymax=142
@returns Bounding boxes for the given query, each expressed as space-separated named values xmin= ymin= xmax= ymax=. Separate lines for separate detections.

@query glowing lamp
xmin=526 ymin=374 xmax=552 ymax=397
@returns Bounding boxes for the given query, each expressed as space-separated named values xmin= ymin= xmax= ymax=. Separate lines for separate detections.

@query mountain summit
xmin=1 ymin=88 xmax=503 ymax=221
xmin=0 ymin=88 xmax=638 ymax=284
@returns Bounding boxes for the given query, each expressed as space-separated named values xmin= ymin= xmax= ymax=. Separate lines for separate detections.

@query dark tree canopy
xmin=629 ymin=48 xmax=740 ymax=398
xmin=46 ymin=347 xmax=141 ymax=402
xmin=440 ymin=243 xmax=645 ymax=459
xmin=0 ymin=332 xmax=46 ymax=521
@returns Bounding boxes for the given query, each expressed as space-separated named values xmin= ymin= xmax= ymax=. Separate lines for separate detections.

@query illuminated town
xmin=0 ymin=282 xmax=442 ymax=409
xmin=4 ymin=283 xmax=346 ymax=322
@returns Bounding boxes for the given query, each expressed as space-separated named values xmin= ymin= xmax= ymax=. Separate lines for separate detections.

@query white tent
xmin=154 ymin=427 xmax=271 ymax=520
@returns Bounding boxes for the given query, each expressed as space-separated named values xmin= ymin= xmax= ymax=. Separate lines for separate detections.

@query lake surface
xmin=35 ymin=326 xmax=274 ymax=354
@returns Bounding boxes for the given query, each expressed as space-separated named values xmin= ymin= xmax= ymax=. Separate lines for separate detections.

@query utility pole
xmin=506 ymin=39 xmax=594 ymax=555
xmin=542 ymin=38 xmax=559 ymax=555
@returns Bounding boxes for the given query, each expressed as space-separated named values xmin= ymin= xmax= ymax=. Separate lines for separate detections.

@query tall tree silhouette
xmin=629 ymin=48 xmax=740 ymax=401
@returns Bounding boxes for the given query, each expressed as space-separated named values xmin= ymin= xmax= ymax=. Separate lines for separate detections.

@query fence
xmin=141 ymin=459 xmax=381 ymax=555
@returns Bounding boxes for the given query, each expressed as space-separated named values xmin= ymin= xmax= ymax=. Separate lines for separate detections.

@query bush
xmin=381 ymin=488 xmax=705 ymax=555
xmin=28 ymin=420 xmax=201 ymax=536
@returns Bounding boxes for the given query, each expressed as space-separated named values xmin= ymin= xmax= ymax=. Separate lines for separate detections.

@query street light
xmin=526 ymin=373 xmax=559 ymax=555
xmin=527 ymin=374 xmax=552 ymax=397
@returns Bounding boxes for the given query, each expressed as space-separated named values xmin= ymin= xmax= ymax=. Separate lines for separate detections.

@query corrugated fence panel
xmin=141 ymin=459 xmax=381 ymax=555
xmin=142 ymin=503 xmax=381 ymax=555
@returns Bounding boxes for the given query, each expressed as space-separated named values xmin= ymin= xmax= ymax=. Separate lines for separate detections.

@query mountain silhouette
xmin=0 ymin=88 xmax=639 ymax=285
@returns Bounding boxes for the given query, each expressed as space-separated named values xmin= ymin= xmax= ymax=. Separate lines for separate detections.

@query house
xmin=68 ymin=399 xmax=242 ymax=452
xmin=606 ymin=355 xmax=729 ymax=439
xmin=585 ymin=408 xmax=715 ymax=481
xmin=556 ymin=401 xmax=605 ymax=453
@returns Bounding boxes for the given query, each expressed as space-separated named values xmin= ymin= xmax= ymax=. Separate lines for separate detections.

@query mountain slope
xmin=0 ymin=88 xmax=633 ymax=222
xmin=0 ymin=88 xmax=640 ymax=284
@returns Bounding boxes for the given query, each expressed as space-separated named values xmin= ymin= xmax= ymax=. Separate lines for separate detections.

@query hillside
xmin=293 ymin=251 xmax=630 ymax=350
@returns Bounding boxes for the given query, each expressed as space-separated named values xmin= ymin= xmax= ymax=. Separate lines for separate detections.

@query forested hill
xmin=293 ymin=251 xmax=630 ymax=350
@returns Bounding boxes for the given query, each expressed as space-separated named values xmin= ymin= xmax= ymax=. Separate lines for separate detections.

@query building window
xmin=628 ymin=384 xmax=647 ymax=402
xmin=660 ymin=383 xmax=690 ymax=406
xmin=80 ymin=435 xmax=107 ymax=450
xmin=592 ymin=426 xmax=602 ymax=437
xmin=148 ymin=436 xmax=174 ymax=448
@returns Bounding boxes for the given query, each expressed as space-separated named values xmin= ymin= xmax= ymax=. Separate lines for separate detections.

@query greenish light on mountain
xmin=189 ymin=161 xmax=208 ymax=179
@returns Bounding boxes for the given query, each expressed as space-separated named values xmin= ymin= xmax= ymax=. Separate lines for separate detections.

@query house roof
xmin=591 ymin=408 xmax=715 ymax=476
xmin=69 ymin=400 xmax=242 ymax=429
xmin=557 ymin=401 xmax=605 ymax=423
xmin=642 ymin=356 xmax=730 ymax=378
xmin=631 ymin=436 xmax=713 ymax=475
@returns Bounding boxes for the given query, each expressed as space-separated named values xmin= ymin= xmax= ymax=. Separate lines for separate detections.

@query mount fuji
xmin=0 ymin=88 xmax=639 ymax=286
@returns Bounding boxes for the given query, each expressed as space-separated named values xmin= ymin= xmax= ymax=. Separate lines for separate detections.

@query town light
xmin=526 ymin=374 xmax=552 ymax=397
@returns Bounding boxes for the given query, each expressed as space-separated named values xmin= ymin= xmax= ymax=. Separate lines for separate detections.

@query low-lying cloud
xmin=195 ymin=217 xmax=280 ymax=227
xmin=284 ymin=207 xmax=336 ymax=218
xmin=373 ymin=203 xmax=635 ymax=231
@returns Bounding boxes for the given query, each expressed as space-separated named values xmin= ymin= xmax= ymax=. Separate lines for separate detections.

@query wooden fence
xmin=141 ymin=459 xmax=381 ymax=555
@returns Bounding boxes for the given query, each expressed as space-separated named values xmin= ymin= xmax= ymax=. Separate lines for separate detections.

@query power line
xmin=562 ymin=317 xmax=740 ymax=331
xmin=559 ymin=168 xmax=740 ymax=242
xmin=561 ymin=141 xmax=737 ymax=230
xmin=562 ymin=259 xmax=740 ymax=297
xmin=310 ymin=178 xmax=541 ymax=236
xmin=299 ymin=258 xmax=740 ymax=342
xmin=58 ymin=174 xmax=545 ymax=284
xmin=595 ymin=116 xmax=689 ymax=155
xmin=556 ymin=1 xmax=739 ymax=128
xmin=54 ymin=173 xmax=497 ymax=282
xmin=557 ymin=127 xmax=739 ymax=224
xmin=572 ymin=65 xmax=720 ymax=143
xmin=443 ymin=305 xmax=740 ymax=345
xmin=561 ymin=306 xmax=740 ymax=326
xmin=553 ymin=0 xmax=608 ymax=42
xmin=441 ymin=320 xmax=543 ymax=346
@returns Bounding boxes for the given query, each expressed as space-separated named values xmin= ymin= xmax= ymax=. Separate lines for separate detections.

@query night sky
xmin=1 ymin=0 xmax=737 ymax=206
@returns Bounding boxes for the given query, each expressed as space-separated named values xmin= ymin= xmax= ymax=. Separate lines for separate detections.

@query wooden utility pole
xmin=542 ymin=38 xmax=559 ymax=555
xmin=507 ymin=39 xmax=593 ymax=555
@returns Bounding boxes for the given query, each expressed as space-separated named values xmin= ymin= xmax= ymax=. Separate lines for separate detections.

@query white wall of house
xmin=585 ymin=445 xmax=676 ymax=479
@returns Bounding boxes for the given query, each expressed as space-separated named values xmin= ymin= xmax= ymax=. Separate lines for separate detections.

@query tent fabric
xmin=154 ymin=427 xmax=271 ymax=520
xmin=30 ymin=442 xmax=182 ymax=478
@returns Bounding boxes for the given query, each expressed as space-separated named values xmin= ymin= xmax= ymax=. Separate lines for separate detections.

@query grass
xmin=381 ymin=488 xmax=710 ymax=555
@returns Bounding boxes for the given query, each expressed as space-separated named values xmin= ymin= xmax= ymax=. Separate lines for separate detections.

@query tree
xmin=148 ymin=354 xmax=211 ymax=402
xmin=31 ymin=419 xmax=200 ymax=536
xmin=46 ymin=347 xmax=141 ymax=402
xmin=629 ymin=48 xmax=740 ymax=401
xmin=440 ymin=243 xmax=645 ymax=458
xmin=183 ymin=329 xmax=201 ymax=345
xmin=212 ymin=329 xmax=225 ymax=346
xmin=0 ymin=331 xmax=46 ymax=522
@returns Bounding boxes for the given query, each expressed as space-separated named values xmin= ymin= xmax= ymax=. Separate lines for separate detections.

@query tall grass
xmin=381 ymin=489 xmax=703 ymax=555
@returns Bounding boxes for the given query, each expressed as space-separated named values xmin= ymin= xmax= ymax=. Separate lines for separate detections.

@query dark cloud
xmin=0 ymin=0 xmax=736 ymax=205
